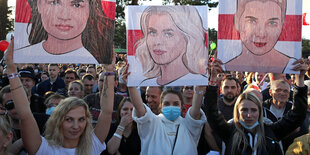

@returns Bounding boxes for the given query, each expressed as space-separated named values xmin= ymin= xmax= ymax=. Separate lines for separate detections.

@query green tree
xmin=302 ymin=38 xmax=310 ymax=58
xmin=163 ymin=0 xmax=218 ymax=8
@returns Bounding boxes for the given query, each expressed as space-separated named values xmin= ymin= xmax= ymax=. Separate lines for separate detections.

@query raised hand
xmin=119 ymin=113 xmax=133 ymax=127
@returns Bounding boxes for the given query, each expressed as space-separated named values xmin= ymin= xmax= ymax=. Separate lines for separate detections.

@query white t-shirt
xmin=132 ymin=104 xmax=206 ymax=155
xmin=15 ymin=41 xmax=99 ymax=64
xmin=35 ymin=132 xmax=106 ymax=155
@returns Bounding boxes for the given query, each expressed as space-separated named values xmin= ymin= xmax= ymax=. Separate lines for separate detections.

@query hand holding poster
xmin=218 ymin=0 xmax=302 ymax=74
xmin=14 ymin=0 xmax=116 ymax=64
xmin=127 ymin=6 xmax=209 ymax=86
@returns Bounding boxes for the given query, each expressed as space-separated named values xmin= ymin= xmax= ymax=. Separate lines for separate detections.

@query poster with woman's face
xmin=218 ymin=0 xmax=302 ymax=74
xmin=126 ymin=6 xmax=209 ymax=87
xmin=14 ymin=0 xmax=115 ymax=64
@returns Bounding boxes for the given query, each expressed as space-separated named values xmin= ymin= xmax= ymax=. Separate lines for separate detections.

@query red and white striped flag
xmin=218 ymin=0 xmax=302 ymax=74
xmin=14 ymin=0 xmax=116 ymax=64
xmin=126 ymin=6 xmax=209 ymax=86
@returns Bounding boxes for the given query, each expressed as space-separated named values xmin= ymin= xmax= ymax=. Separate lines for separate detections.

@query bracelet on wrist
xmin=104 ymin=72 xmax=115 ymax=76
xmin=8 ymin=73 xmax=20 ymax=79
xmin=117 ymin=125 xmax=125 ymax=131
xmin=10 ymin=85 xmax=23 ymax=91
xmin=113 ymin=133 xmax=122 ymax=139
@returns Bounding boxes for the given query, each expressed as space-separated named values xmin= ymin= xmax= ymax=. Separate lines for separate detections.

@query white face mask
xmin=239 ymin=118 xmax=259 ymax=130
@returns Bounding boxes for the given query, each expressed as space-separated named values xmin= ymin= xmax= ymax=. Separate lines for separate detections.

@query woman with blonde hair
xmin=205 ymin=58 xmax=307 ymax=155
xmin=5 ymin=40 xmax=115 ymax=155
xmin=0 ymin=112 xmax=13 ymax=155
xmin=68 ymin=80 xmax=85 ymax=99
xmin=134 ymin=6 xmax=208 ymax=85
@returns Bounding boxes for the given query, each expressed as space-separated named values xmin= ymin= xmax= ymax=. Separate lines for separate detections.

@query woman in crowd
xmin=134 ymin=6 xmax=208 ymax=85
xmin=68 ymin=80 xmax=85 ymax=99
xmin=106 ymin=97 xmax=141 ymax=155
xmin=0 ymin=111 xmax=13 ymax=155
xmin=44 ymin=94 xmax=65 ymax=115
xmin=5 ymin=40 xmax=115 ymax=154
xmin=122 ymin=64 xmax=206 ymax=154
xmin=205 ymin=58 xmax=307 ymax=154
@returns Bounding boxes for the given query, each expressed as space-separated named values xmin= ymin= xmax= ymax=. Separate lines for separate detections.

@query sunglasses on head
xmin=4 ymin=100 xmax=15 ymax=110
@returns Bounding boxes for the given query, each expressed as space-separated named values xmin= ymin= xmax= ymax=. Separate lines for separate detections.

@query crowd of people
xmin=0 ymin=40 xmax=310 ymax=155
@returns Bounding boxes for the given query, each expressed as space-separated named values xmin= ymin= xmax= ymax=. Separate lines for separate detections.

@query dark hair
xmin=65 ymin=69 xmax=79 ymax=80
xmin=0 ymin=85 xmax=11 ymax=105
xmin=116 ymin=97 xmax=131 ymax=125
xmin=221 ymin=76 xmax=238 ymax=87
xmin=160 ymin=88 xmax=185 ymax=109
xmin=82 ymin=74 xmax=95 ymax=81
xmin=27 ymin=0 xmax=114 ymax=64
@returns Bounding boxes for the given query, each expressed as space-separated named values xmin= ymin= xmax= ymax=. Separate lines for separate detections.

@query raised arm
xmin=5 ymin=39 xmax=41 ymax=155
xmin=204 ymin=58 xmax=232 ymax=141
xmin=189 ymin=86 xmax=205 ymax=120
xmin=271 ymin=59 xmax=308 ymax=139
xmin=122 ymin=64 xmax=146 ymax=117
xmin=94 ymin=55 xmax=115 ymax=143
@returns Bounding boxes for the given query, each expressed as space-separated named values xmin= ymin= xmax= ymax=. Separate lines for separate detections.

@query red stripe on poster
xmin=218 ymin=14 xmax=240 ymax=40
xmin=15 ymin=0 xmax=115 ymax=23
xmin=101 ymin=1 xmax=116 ymax=20
xmin=218 ymin=14 xmax=302 ymax=41
xmin=127 ymin=30 xmax=144 ymax=56
xmin=127 ymin=30 xmax=209 ymax=56
xmin=15 ymin=0 xmax=32 ymax=23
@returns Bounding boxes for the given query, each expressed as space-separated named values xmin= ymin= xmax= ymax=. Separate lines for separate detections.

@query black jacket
xmin=204 ymin=85 xmax=307 ymax=155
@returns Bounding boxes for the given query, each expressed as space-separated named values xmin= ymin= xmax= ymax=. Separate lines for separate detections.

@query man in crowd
xmin=84 ymin=71 xmax=123 ymax=125
xmin=64 ymin=69 xmax=79 ymax=88
xmin=263 ymin=79 xmax=309 ymax=152
xmin=19 ymin=68 xmax=45 ymax=113
xmin=35 ymin=64 xmax=65 ymax=96
xmin=182 ymin=86 xmax=194 ymax=116
xmin=218 ymin=77 xmax=239 ymax=120
xmin=82 ymin=74 xmax=95 ymax=96
xmin=145 ymin=86 xmax=163 ymax=115
xmin=86 ymin=65 xmax=98 ymax=93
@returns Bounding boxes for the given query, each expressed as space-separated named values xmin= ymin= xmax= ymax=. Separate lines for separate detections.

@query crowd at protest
xmin=0 ymin=39 xmax=310 ymax=155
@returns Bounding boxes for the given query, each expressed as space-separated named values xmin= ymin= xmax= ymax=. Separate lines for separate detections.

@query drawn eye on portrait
xmin=126 ymin=6 xmax=210 ymax=87
xmin=13 ymin=0 xmax=115 ymax=64
xmin=217 ymin=0 xmax=302 ymax=74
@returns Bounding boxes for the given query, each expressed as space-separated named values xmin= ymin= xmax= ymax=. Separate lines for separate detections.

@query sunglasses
xmin=4 ymin=100 xmax=15 ymax=110
xmin=184 ymin=87 xmax=194 ymax=90
xmin=0 ymin=107 xmax=7 ymax=115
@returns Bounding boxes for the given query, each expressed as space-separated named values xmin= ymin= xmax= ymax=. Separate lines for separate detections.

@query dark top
xmin=35 ymin=77 xmax=66 ymax=96
xmin=218 ymin=97 xmax=234 ymax=121
xmin=103 ymin=122 xmax=141 ymax=155
xmin=84 ymin=92 xmax=123 ymax=124
xmin=204 ymin=85 xmax=307 ymax=155
xmin=263 ymin=98 xmax=309 ymax=152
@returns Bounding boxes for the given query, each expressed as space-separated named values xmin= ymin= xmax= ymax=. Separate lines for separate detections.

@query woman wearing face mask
xmin=122 ymin=64 xmax=206 ymax=155
xmin=44 ymin=94 xmax=65 ymax=115
xmin=205 ymin=58 xmax=307 ymax=155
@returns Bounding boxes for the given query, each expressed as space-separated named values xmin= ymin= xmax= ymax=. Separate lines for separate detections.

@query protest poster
xmin=14 ymin=0 xmax=116 ymax=64
xmin=218 ymin=0 xmax=302 ymax=73
xmin=127 ymin=6 xmax=209 ymax=86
